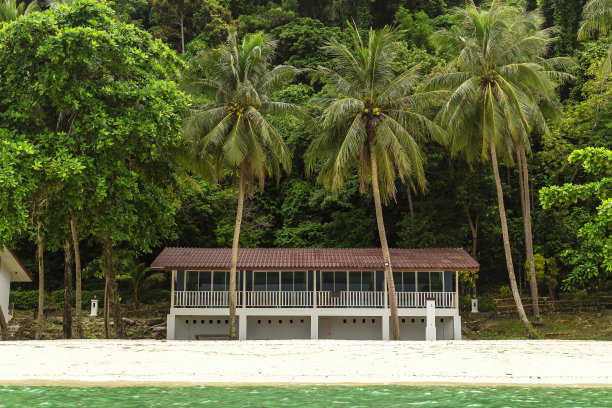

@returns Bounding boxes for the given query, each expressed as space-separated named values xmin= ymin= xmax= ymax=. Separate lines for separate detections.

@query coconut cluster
xmin=364 ymin=107 xmax=381 ymax=116
xmin=228 ymin=102 xmax=244 ymax=116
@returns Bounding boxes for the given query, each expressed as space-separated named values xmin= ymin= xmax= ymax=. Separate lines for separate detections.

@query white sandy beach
xmin=1 ymin=340 xmax=611 ymax=387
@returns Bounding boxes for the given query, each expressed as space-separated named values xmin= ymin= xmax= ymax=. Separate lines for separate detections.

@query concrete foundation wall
xmin=323 ymin=316 xmax=382 ymax=340
xmin=173 ymin=315 xmax=235 ymax=340
xmin=0 ymin=259 xmax=10 ymax=322
xmin=396 ymin=316 xmax=454 ymax=340
xmin=168 ymin=308 xmax=459 ymax=341
xmin=247 ymin=316 xmax=310 ymax=340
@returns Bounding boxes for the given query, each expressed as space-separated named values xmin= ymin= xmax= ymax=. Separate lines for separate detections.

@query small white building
xmin=0 ymin=245 xmax=33 ymax=322
xmin=151 ymin=247 xmax=479 ymax=341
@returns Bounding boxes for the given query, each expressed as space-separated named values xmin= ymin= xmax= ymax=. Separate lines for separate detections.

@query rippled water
xmin=1 ymin=385 xmax=611 ymax=407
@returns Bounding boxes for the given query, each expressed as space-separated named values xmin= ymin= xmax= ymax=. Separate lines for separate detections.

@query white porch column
xmin=170 ymin=270 xmax=176 ymax=308
xmin=453 ymin=315 xmax=462 ymax=340
xmin=239 ymin=313 xmax=247 ymax=340
xmin=242 ymin=270 xmax=247 ymax=309
xmin=310 ymin=314 xmax=318 ymax=339
xmin=166 ymin=314 xmax=175 ymax=340
xmin=381 ymin=314 xmax=389 ymax=340
xmin=425 ymin=298 xmax=436 ymax=341
xmin=312 ymin=270 xmax=317 ymax=309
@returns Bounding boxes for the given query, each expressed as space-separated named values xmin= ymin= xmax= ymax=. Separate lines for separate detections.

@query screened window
xmin=184 ymin=271 xmax=231 ymax=291
xmin=430 ymin=272 xmax=443 ymax=291
xmin=322 ymin=271 xmax=334 ymax=291
xmin=444 ymin=271 xmax=455 ymax=292
xmin=393 ymin=272 xmax=416 ymax=292
xmin=186 ymin=271 xmax=199 ymax=291
xmin=321 ymin=271 xmax=348 ymax=292
xmin=199 ymin=271 xmax=211 ymax=291
xmin=348 ymin=271 xmax=375 ymax=291
xmin=417 ymin=272 xmax=430 ymax=292
xmin=321 ymin=271 xmax=374 ymax=292
xmin=253 ymin=271 xmax=308 ymax=291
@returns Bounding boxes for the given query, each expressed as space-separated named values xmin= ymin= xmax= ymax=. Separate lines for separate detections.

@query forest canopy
xmin=0 ymin=0 xmax=610 ymax=338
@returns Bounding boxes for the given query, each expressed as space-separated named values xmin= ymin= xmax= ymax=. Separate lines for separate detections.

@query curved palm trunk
xmin=35 ymin=220 xmax=44 ymax=340
xmin=369 ymin=138 xmax=400 ymax=341
xmin=70 ymin=217 xmax=83 ymax=338
xmin=490 ymin=141 xmax=536 ymax=338
xmin=101 ymin=230 xmax=127 ymax=339
xmin=516 ymin=145 xmax=540 ymax=321
xmin=229 ymin=164 xmax=246 ymax=340
xmin=63 ymin=234 xmax=73 ymax=339
xmin=0 ymin=304 xmax=9 ymax=340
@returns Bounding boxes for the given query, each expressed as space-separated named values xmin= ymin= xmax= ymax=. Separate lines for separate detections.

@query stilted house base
xmin=151 ymin=248 xmax=478 ymax=341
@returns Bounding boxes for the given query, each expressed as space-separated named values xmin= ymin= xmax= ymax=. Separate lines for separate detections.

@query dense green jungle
xmin=0 ymin=0 xmax=610 ymax=339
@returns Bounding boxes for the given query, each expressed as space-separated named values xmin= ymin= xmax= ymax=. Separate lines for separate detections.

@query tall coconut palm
xmin=427 ymin=0 xmax=573 ymax=337
xmin=182 ymin=30 xmax=303 ymax=340
xmin=579 ymin=0 xmax=612 ymax=74
xmin=0 ymin=0 xmax=38 ymax=22
xmin=306 ymin=25 xmax=445 ymax=341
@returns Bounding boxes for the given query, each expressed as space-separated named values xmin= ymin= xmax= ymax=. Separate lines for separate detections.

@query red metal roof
xmin=151 ymin=247 xmax=479 ymax=271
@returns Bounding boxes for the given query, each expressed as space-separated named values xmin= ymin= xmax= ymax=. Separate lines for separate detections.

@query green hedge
xmin=9 ymin=290 xmax=42 ymax=310
xmin=139 ymin=289 xmax=171 ymax=304
xmin=10 ymin=289 xmax=105 ymax=310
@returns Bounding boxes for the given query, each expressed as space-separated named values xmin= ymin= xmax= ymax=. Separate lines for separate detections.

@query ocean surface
xmin=1 ymin=385 xmax=611 ymax=407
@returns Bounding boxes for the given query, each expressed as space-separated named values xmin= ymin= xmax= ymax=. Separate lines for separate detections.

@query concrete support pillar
xmin=166 ymin=314 xmax=175 ymax=340
xmin=310 ymin=315 xmax=318 ymax=339
xmin=453 ymin=315 xmax=462 ymax=340
xmin=239 ymin=314 xmax=247 ymax=340
xmin=425 ymin=298 xmax=436 ymax=341
xmin=381 ymin=315 xmax=390 ymax=340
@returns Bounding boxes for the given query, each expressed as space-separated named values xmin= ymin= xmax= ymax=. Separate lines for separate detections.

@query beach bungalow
xmin=0 ymin=245 xmax=32 ymax=322
xmin=151 ymin=247 xmax=478 ymax=341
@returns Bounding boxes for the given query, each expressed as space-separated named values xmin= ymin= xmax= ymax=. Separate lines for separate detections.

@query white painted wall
xmin=247 ymin=316 xmax=310 ymax=340
xmin=0 ymin=258 xmax=11 ymax=322
xmin=173 ymin=315 xmax=236 ymax=340
xmin=327 ymin=316 xmax=382 ymax=340
xmin=396 ymin=316 xmax=455 ymax=340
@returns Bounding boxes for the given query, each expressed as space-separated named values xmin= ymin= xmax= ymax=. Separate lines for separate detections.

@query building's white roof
xmin=1 ymin=245 xmax=33 ymax=282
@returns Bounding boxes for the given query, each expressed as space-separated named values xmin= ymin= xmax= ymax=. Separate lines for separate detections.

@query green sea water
xmin=1 ymin=385 xmax=611 ymax=408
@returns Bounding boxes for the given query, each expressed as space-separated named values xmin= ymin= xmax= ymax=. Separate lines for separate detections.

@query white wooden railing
xmin=317 ymin=291 xmax=385 ymax=307
xmin=174 ymin=291 xmax=241 ymax=307
xmin=247 ymin=291 xmax=312 ymax=307
xmin=396 ymin=291 xmax=456 ymax=308
xmin=173 ymin=290 xmax=456 ymax=308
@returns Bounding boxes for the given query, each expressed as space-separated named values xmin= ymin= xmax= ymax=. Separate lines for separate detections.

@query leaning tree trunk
xmin=490 ymin=141 xmax=536 ymax=338
xmin=229 ymin=163 xmax=246 ymax=340
xmin=517 ymin=145 xmax=540 ymax=322
xmin=35 ymin=220 xmax=45 ymax=340
xmin=179 ymin=9 xmax=185 ymax=54
xmin=101 ymin=230 xmax=127 ymax=339
xmin=70 ymin=217 xmax=83 ymax=338
xmin=369 ymin=137 xmax=400 ymax=340
xmin=63 ymin=234 xmax=73 ymax=339
xmin=0 ymin=304 xmax=9 ymax=340
xmin=463 ymin=200 xmax=479 ymax=298
xmin=407 ymin=186 xmax=415 ymax=223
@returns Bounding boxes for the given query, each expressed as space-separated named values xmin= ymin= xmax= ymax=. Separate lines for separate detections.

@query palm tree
xmin=427 ymin=0 xmax=573 ymax=337
xmin=579 ymin=0 xmax=612 ymax=74
xmin=116 ymin=261 xmax=166 ymax=305
xmin=306 ymin=25 xmax=445 ymax=341
xmin=182 ymin=30 xmax=303 ymax=340
xmin=0 ymin=0 xmax=38 ymax=22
